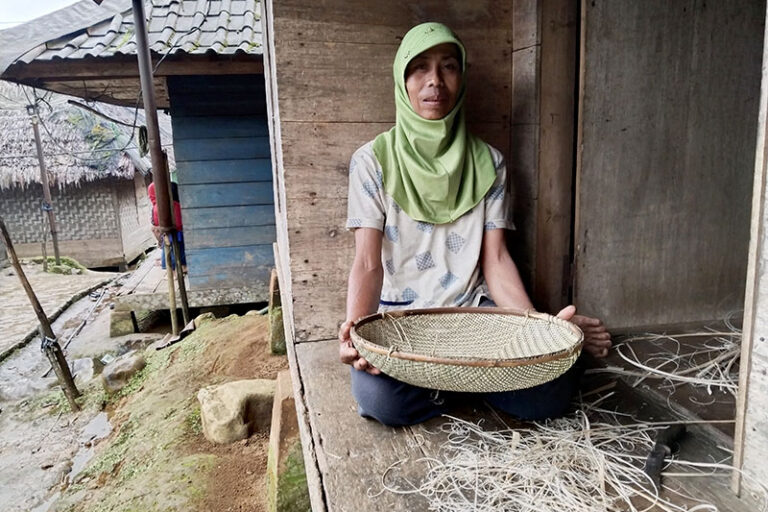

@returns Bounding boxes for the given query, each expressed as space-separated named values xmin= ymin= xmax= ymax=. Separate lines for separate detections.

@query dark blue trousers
xmin=350 ymin=362 xmax=582 ymax=427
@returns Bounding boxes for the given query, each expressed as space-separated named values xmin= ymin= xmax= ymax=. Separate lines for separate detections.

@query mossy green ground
xmin=52 ymin=314 xmax=285 ymax=512
xmin=267 ymin=440 xmax=311 ymax=512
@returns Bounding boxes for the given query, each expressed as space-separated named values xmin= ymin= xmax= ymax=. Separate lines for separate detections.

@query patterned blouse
xmin=346 ymin=141 xmax=514 ymax=312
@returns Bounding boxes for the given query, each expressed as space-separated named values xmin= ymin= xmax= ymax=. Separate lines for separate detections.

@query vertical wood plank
xmin=733 ymin=2 xmax=768 ymax=496
xmin=270 ymin=0 xmax=525 ymax=342
xmin=574 ymin=0 xmax=763 ymax=327
xmin=533 ymin=0 xmax=578 ymax=312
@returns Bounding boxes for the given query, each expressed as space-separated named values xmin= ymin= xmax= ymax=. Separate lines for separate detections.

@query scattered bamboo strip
xmin=371 ymin=409 xmax=765 ymax=512
xmin=597 ymin=320 xmax=742 ymax=397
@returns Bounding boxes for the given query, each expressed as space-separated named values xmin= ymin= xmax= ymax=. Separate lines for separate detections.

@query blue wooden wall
xmin=168 ymin=75 xmax=275 ymax=291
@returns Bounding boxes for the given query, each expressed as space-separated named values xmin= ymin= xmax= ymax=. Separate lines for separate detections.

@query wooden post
xmin=164 ymin=234 xmax=179 ymax=335
xmin=132 ymin=0 xmax=180 ymax=329
xmin=29 ymin=104 xmax=61 ymax=265
xmin=0 ymin=216 xmax=79 ymax=411
xmin=163 ymin=151 xmax=190 ymax=326
xmin=171 ymin=235 xmax=190 ymax=326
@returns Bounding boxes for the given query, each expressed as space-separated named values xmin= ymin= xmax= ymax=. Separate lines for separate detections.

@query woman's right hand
xmin=339 ymin=319 xmax=381 ymax=374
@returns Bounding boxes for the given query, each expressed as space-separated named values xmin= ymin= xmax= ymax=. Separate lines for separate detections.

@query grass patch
xmin=31 ymin=256 xmax=86 ymax=272
xmin=184 ymin=407 xmax=202 ymax=436
xmin=22 ymin=388 xmax=69 ymax=415
xmin=110 ymin=344 xmax=178 ymax=401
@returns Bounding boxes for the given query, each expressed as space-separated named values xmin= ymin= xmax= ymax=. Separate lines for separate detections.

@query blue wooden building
xmin=168 ymin=74 xmax=274 ymax=290
xmin=0 ymin=0 xmax=275 ymax=302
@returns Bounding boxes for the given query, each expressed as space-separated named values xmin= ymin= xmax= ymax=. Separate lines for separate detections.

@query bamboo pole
xmin=132 ymin=0 xmax=181 ymax=333
xmin=172 ymin=235 xmax=190 ymax=326
xmin=29 ymin=105 xmax=61 ymax=265
xmin=164 ymin=234 xmax=179 ymax=335
xmin=0 ymin=217 xmax=79 ymax=411
xmin=163 ymin=151 xmax=190 ymax=326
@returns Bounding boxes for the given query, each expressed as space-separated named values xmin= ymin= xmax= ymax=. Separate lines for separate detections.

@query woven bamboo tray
xmin=350 ymin=307 xmax=583 ymax=392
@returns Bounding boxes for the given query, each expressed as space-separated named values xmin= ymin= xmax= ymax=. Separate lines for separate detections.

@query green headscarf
xmin=372 ymin=22 xmax=496 ymax=224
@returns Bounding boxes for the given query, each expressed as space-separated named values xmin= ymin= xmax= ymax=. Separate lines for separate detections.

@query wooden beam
xmin=3 ymin=55 xmax=263 ymax=81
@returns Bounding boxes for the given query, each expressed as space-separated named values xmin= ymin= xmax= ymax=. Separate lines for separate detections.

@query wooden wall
xmin=1 ymin=180 xmax=125 ymax=267
xmin=116 ymin=173 xmax=155 ymax=266
xmin=168 ymin=75 xmax=275 ymax=293
xmin=265 ymin=0 xmax=550 ymax=342
xmin=574 ymin=0 xmax=765 ymax=328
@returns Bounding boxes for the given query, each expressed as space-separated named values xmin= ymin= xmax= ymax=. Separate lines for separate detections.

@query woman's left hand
xmin=556 ymin=305 xmax=612 ymax=358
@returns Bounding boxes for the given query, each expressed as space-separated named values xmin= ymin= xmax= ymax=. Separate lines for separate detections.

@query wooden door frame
xmin=533 ymin=0 xmax=580 ymax=313
xmin=732 ymin=1 xmax=768 ymax=494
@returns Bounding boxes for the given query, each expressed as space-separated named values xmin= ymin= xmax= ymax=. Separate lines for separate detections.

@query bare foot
xmin=556 ymin=305 xmax=612 ymax=358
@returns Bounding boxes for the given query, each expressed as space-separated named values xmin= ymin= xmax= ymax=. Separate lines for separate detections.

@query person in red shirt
xmin=147 ymin=182 xmax=186 ymax=271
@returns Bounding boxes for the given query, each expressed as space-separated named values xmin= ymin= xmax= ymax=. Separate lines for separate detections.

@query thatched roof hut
xmin=0 ymin=82 xmax=173 ymax=268
xmin=0 ymin=82 xmax=174 ymax=190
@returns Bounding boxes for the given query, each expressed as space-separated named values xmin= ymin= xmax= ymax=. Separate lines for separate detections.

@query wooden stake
xmin=0 ymin=216 xmax=79 ymax=411
xmin=29 ymin=105 xmax=61 ymax=265
xmin=171 ymin=235 xmax=190 ymax=326
xmin=164 ymin=234 xmax=179 ymax=336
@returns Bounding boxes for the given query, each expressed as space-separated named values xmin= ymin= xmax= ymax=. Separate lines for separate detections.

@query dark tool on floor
xmin=644 ymin=424 xmax=687 ymax=489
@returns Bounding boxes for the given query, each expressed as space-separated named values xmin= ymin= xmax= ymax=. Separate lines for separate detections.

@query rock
xmin=71 ymin=358 xmax=95 ymax=386
xmin=101 ymin=351 xmax=146 ymax=393
xmin=197 ymin=379 xmax=276 ymax=444
xmin=109 ymin=310 xmax=136 ymax=338
xmin=194 ymin=312 xmax=216 ymax=328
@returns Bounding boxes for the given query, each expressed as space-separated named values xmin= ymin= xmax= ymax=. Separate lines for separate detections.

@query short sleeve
xmin=346 ymin=142 xmax=386 ymax=231
xmin=483 ymin=146 xmax=515 ymax=231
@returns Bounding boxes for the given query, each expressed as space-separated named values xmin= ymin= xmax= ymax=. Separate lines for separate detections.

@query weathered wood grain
xmin=176 ymin=159 xmax=273 ymax=185
xmin=574 ymin=0 xmax=763 ymax=328
xmin=274 ymin=39 xmax=512 ymax=125
xmin=735 ymin=4 xmax=768 ymax=499
xmin=533 ymin=0 xmax=578 ymax=313
xmin=181 ymin=182 xmax=274 ymax=208
xmin=182 ymin=205 xmax=276 ymax=229
xmin=172 ymin=115 xmax=270 ymax=140
xmin=185 ymin=225 xmax=277 ymax=249
xmin=294 ymin=338 xmax=512 ymax=511
xmin=173 ymin=136 xmax=271 ymax=162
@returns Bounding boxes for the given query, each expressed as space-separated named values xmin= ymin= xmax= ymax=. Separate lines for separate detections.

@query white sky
xmin=0 ymin=0 xmax=81 ymax=29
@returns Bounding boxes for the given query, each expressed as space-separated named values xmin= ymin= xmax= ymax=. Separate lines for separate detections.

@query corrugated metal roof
xmin=14 ymin=0 xmax=262 ymax=65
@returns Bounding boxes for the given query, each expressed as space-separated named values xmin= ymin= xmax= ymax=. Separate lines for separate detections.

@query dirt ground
xmin=48 ymin=312 xmax=287 ymax=512
xmin=0 ymin=266 xmax=287 ymax=512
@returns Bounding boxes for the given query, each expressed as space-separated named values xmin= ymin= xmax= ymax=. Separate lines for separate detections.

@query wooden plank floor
xmin=293 ymin=339 xmax=755 ymax=511
xmin=116 ymin=249 xmax=177 ymax=298
xmin=294 ymin=339 xmax=514 ymax=512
